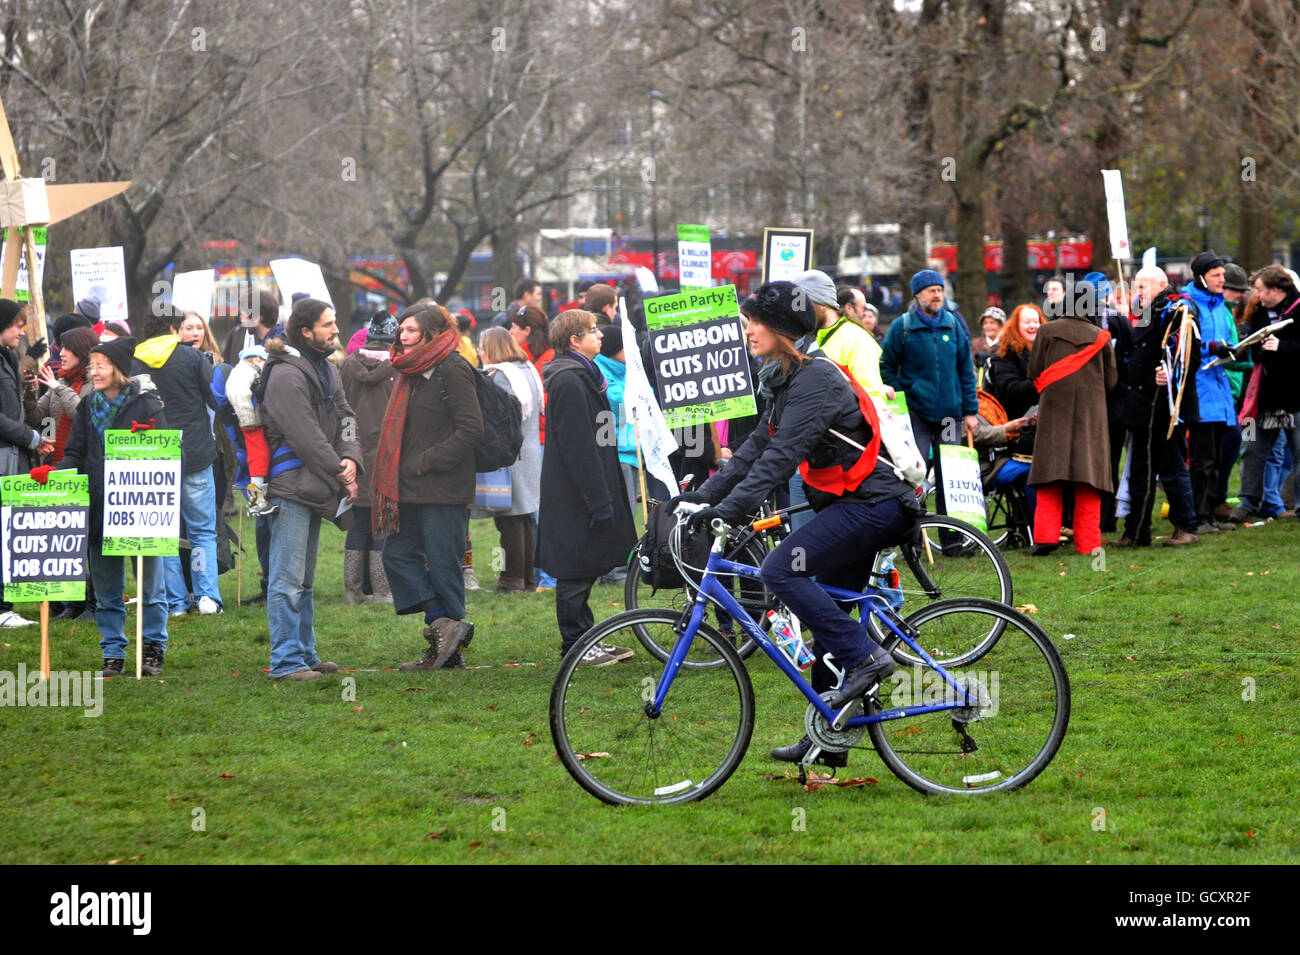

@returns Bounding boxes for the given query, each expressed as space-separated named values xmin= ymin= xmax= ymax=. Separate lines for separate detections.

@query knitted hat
xmin=979 ymin=306 xmax=1006 ymax=324
xmin=599 ymin=323 xmax=624 ymax=358
xmin=75 ymin=297 xmax=101 ymax=322
xmin=53 ymin=312 xmax=94 ymax=344
xmin=910 ymin=270 xmax=945 ymax=296
xmin=367 ymin=311 xmax=398 ymax=345
xmin=1082 ymin=271 xmax=1113 ymax=306
xmin=0 ymin=298 xmax=22 ymax=332
xmin=748 ymin=281 xmax=817 ymax=339
xmin=91 ymin=336 xmax=137 ymax=378
xmin=791 ymin=269 xmax=838 ymax=309
xmin=1222 ymin=263 xmax=1249 ymax=292
xmin=1190 ymin=250 xmax=1225 ymax=277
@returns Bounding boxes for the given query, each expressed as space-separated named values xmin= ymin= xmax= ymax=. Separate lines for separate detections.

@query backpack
xmin=636 ymin=499 xmax=712 ymax=591
xmin=435 ymin=360 xmax=523 ymax=472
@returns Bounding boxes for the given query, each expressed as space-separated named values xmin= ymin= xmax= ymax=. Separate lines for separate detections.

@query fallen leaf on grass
xmin=403 ymin=686 xmax=429 ymax=692
xmin=1125 ymin=655 xmax=1138 ymax=661
xmin=575 ymin=752 xmax=610 ymax=760
xmin=427 ymin=830 xmax=446 ymax=840
xmin=468 ymin=840 xmax=483 ymax=848
xmin=351 ymin=705 xmax=363 ymax=713
xmin=1016 ymin=603 xmax=1038 ymax=614
xmin=107 ymin=855 xmax=143 ymax=865
xmin=219 ymin=773 xmax=235 ymax=778
xmin=485 ymin=705 xmax=496 ymax=711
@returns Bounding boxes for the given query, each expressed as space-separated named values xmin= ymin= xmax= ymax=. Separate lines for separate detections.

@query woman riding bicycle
xmin=677 ymin=281 xmax=923 ymax=767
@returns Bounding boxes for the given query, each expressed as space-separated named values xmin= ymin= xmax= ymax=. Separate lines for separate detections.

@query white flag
xmin=1101 ymin=169 xmax=1131 ymax=260
xmin=619 ymin=298 xmax=678 ymax=494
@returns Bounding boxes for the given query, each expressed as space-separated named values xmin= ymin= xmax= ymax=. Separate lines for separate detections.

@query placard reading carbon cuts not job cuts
xmin=101 ymin=430 xmax=183 ymax=557
xmin=644 ymin=285 xmax=756 ymax=430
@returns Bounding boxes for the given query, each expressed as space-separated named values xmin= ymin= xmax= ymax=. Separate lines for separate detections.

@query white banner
xmin=70 ymin=246 xmax=129 ymax=323
xmin=939 ymin=444 xmax=986 ymax=532
xmin=102 ymin=459 xmax=182 ymax=543
xmin=1101 ymin=169 xmax=1131 ymax=261
xmin=619 ymin=299 xmax=677 ymax=494
xmin=171 ymin=269 xmax=216 ymax=320
xmin=270 ymin=257 xmax=333 ymax=310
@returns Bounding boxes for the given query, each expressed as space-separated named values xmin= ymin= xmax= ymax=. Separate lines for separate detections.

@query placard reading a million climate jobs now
xmin=0 ymin=470 xmax=89 ymax=602
xmin=102 ymin=430 xmax=183 ymax=556
xmin=644 ymin=284 xmax=756 ymax=429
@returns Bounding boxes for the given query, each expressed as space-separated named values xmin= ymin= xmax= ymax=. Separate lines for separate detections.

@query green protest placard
xmin=101 ymin=430 xmax=183 ymax=556
xmin=885 ymin=391 xmax=909 ymax=417
xmin=643 ymin=285 xmax=757 ymax=429
xmin=676 ymin=224 xmax=711 ymax=290
xmin=1 ymin=226 xmax=47 ymax=302
xmin=1 ymin=469 xmax=90 ymax=602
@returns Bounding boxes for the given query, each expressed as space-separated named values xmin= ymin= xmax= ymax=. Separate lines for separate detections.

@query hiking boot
xmin=1029 ymin=542 xmax=1059 ymax=556
xmin=421 ymin=617 xmax=475 ymax=669
xmin=1226 ymin=506 xmax=1255 ymax=524
xmin=443 ymin=650 xmax=467 ymax=670
xmin=770 ymin=735 xmax=849 ymax=769
xmin=1192 ymin=522 xmax=1220 ymax=535
xmin=579 ymin=644 xmax=621 ymax=667
xmin=1163 ymin=528 xmax=1198 ymax=546
xmin=100 ymin=657 xmax=125 ymax=678
xmin=1213 ymin=520 xmax=1237 ymax=531
xmin=493 ymin=576 xmax=526 ymax=594
xmin=310 ymin=661 xmax=339 ymax=673
xmin=829 ymin=649 xmax=897 ymax=709
xmin=141 ymin=642 xmax=164 ymax=676
xmin=463 ymin=567 xmax=481 ymax=591
xmin=240 ymin=591 xmax=267 ymax=607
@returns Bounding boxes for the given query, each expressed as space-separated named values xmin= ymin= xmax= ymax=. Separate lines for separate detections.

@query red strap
xmin=798 ymin=360 xmax=882 ymax=496
xmin=1033 ymin=329 xmax=1111 ymax=392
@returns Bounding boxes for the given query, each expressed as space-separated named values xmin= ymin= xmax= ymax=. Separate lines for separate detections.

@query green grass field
xmin=0 ymin=508 xmax=1295 ymax=864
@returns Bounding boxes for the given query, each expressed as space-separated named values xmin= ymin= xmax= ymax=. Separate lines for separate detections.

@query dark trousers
xmin=1124 ymin=419 xmax=1195 ymax=543
xmin=557 ymin=577 xmax=598 ymax=654
xmin=1189 ymin=421 xmax=1227 ymax=524
xmin=1217 ymin=423 xmax=1242 ymax=504
xmin=761 ymin=495 xmax=912 ymax=694
xmin=494 ymin=514 xmax=535 ymax=587
xmin=380 ymin=503 xmax=468 ymax=619
xmin=255 ymin=514 xmax=271 ymax=595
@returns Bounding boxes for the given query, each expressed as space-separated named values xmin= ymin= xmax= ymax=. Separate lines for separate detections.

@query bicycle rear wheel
xmin=624 ymin=535 xmax=767 ymax=668
xmin=874 ymin=515 xmax=1012 ymax=666
xmin=550 ymin=610 xmax=755 ymax=805
xmin=867 ymin=598 xmax=1069 ymax=795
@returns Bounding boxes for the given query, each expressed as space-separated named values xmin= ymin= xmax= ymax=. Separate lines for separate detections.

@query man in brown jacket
xmin=260 ymin=299 xmax=363 ymax=679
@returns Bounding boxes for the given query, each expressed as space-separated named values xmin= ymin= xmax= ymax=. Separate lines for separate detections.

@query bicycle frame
xmin=649 ymin=532 xmax=976 ymax=726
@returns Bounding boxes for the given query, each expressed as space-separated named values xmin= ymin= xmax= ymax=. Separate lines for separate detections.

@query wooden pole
xmin=634 ymin=423 xmax=649 ymax=524
xmin=22 ymin=227 xmax=45 ymax=349
xmin=235 ymin=509 xmax=243 ymax=606
xmin=1114 ymin=258 xmax=1129 ymax=320
xmin=39 ymin=600 xmax=49 ymax=680
xmin=135 ymin=555 xmax=143 ymax=679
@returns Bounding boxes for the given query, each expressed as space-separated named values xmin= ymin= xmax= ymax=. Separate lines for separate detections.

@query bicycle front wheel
xmin=624 ymin=536 xmax=766 ymax=668
xmin=867 ymin=598 xmax=1069 ymax=795
xmin=550 ymin=610 xmax=755 ymax=805
xmin=876 ymin=515 xmax=1013 ymax=666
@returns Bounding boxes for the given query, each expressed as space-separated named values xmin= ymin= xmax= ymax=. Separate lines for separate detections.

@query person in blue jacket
xmin=1181 ymin=251 xmax=1239 ymax=534
xmin=880 ymin=270 xmax=979 ymax=516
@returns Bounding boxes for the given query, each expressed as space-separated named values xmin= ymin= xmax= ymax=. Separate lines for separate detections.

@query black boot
xmin=770 ymin=735 xmax=848 ymax=768
xmin=100 ymin=658 xmax=125 ymax=678
xmin=141 ymin=642 xmax=164 ymax=676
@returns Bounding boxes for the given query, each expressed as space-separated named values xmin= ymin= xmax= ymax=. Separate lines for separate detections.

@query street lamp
xmin=1197 ymin=206 xmax=1210 ymax=252
xmin=648 ymin=90 xmax=665 ymax=282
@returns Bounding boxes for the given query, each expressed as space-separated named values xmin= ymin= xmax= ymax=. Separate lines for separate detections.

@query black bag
xmin=636 ymin=500 xmax=711 ymax=591
xmin=436 ymin=362 xmax=523 ymax=472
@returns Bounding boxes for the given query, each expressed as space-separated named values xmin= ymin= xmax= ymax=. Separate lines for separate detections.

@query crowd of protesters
xmin=0 ymin=247 xmax=1295 ymax=677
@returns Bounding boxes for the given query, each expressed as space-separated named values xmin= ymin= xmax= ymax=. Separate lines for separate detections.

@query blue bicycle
xmin=550 ymin=507 xmax=1070 ymax=804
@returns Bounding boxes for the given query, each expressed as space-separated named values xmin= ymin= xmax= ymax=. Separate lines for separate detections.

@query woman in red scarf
xmin=373 ymin=303 xmax=483 ymax=671
xmin=36 ymin=326 xmax=99 ymax=465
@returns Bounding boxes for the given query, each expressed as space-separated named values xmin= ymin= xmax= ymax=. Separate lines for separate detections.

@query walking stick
xmin=135 ymin=554 xmax=143 ymax=679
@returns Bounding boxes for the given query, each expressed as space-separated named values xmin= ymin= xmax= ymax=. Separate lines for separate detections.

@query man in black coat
xmin=1116 ymin=268 xmax=1199 ymax=547
xmin=536 ymin=309 xmax=637 ymax=665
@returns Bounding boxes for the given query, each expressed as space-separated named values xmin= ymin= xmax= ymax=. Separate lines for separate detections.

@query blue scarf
xmin=571 ymin=351 xmax=607 ymax=393
xmin=915 ymin=304 xmax=942 ymax=331
xmin=89 ymin=386 xmax=132 ymax=437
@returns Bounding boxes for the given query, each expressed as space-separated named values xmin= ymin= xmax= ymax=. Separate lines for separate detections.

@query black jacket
xmin=131 ymin=337 xmax=216 ymax=473
xmin=987 ymin=347 xmax=1037 ymax=455
xmin=0 ymin=348 xmax=38 ymax=473
xmin=536 ymin=352 xmax=638 ymax=578
xmin=699 ymin=354 xmax=913 ymax=522
xmin=1122 ymin=289 xmax=1200 ymax=430
xmin=1247 ymin=288 xmax=1300 ymax=414
xmin=61 ymin=381 xmax=169 ymax=546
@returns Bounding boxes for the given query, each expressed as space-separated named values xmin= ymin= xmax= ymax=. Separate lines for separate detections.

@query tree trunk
xmin=491 ymin=224 xmax=520 ymax=305
xmin=953 ymin=178 xmax=986 ymax=332
xmin=997 ymin=203 xmax=1030 ymax=311
xmin=1237 ymin=173 xmax=1273 ymax=272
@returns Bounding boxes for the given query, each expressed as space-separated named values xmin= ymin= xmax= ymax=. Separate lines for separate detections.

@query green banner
xmin=885 ymin=391 xmax=909 ymax=417
xmin=1 ymin=226 xmax=47 ymax=303
xmin=101 ymin=430 xmax=183 ymax=556
xmin=939 ymin=444 xmax=986 ymax=532
xmin=1 ymin=470 xmax=90 ymax=602
xmin=676 ymin=224 xmax=710 ymax=244
xmin=644 ymin=285 xmax=756 ymax=429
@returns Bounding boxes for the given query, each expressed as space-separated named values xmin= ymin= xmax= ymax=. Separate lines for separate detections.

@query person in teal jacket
xmin=1181 ymin=251 xmax=1240 ymax=532
xmin=880 ymin=270 xmax=978 ymax=515
xmin=592 ymin=324 xmax=638 ymax=521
